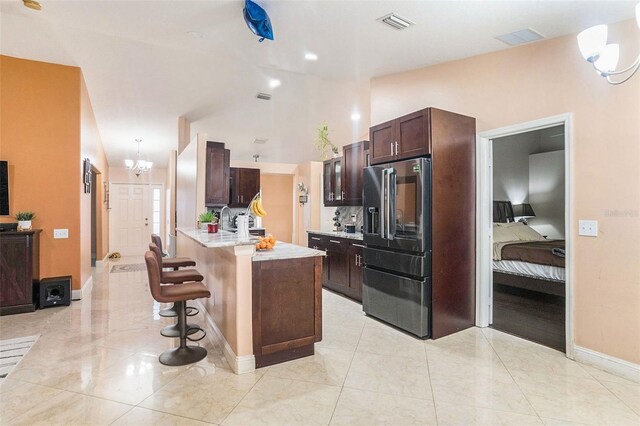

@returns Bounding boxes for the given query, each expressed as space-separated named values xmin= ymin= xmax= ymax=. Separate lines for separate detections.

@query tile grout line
xmin=218 ymin=371 xmax=267 ymax=425
xmin=423 ymin=342 xmax=439 ymax=425
xmin=582 ymin=371 xmax=640 ymax=418
xmin=479 ymin=328 xmax=545 ymax=423
xmin=327 ymin=317 xmax=367 ymax=425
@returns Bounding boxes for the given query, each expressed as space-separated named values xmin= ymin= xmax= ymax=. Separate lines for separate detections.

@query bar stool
xmin=151 ymin=234 xmax=197 ymax=318
xmin=145 ymin=251 xmax=210 ymax=366
xmin=149 ymin=242 xmax=203 ymax=338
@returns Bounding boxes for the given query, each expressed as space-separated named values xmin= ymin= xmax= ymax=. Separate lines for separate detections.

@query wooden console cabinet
xmin=0 ymin=230 xmax=41 ymax=315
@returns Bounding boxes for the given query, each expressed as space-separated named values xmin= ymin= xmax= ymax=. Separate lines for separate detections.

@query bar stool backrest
xmin=149 ymin=242 xmax=164 ymax=276
xmin=144 ymin=251 xmax=164 ymax=302
xmin=151 ymin=234 xmax=163 ymax=253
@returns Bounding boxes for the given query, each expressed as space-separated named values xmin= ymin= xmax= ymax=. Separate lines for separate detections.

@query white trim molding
xmin=95 ymin=253 xmax=110 ymax=268
xmin=575 ymin=345 xmax=640 ymax=384
xmin=196 ymin=300 xmax=256 ymax=374
xmin=72 ymin=276 xmax=93 ymax=300
xmin=476 ymin=113 xmax=575 ymax=359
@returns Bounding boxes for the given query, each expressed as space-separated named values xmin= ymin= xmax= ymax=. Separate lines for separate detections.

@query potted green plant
xmin=15 ymin=211 xmax=36 ymax=231
xmin=198 ymin=211 xmax=217 ymax=231
xmin=314 ymin=122 xmax=338 ymax=160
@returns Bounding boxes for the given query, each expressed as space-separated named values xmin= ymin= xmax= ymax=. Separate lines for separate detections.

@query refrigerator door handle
xmin=388 ymin=168 xmax=396 ymax=240
xmin=380 ymin=168 xmax=387 ymax=239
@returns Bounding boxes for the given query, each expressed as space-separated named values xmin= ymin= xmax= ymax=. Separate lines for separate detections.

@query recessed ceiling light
xmin=187 ymin=31 xmax=203 ymax=39
xmin=304 ymin=52 xmax=318 ymax=61
xmin=254 ymin=138 xmax=268 ymax=144
xmin=269 ymin=79 xmax=281 ymax=88
xmin=256 ymin=92 xmax=272 ymax=101
xmin=351 ymin=112 xmax=361 ymax=121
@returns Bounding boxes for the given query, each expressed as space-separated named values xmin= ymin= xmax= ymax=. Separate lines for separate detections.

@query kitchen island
xmin=176 ymin=228 xmax=325 ymax=373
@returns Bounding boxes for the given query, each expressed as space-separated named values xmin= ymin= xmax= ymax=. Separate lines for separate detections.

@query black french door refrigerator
xmin=363 ymin=157 xmax=432 ymax=338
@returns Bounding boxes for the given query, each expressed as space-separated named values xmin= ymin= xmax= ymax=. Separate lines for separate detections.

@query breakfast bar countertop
xmin=306 ymin=230 xmax=364 ymax=241
xmin=253 ymin=242 xmax=325 ymax=262
xmin=177 ymin=228 xmax=259 ymax=248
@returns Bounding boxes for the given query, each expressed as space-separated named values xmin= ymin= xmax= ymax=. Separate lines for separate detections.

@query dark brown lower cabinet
xmin=308 ymin=233 xmax=363 ymax=302
xmin=252 ymin=256 xmax=323 ymax=368
xmin=0 ymin=230 xmax=41 ymax=315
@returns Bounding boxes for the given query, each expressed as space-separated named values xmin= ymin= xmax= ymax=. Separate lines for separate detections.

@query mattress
xmin=493 ymin=260 xmax=565 ymax=282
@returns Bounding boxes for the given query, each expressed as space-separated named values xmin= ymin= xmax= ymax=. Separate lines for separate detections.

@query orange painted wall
xmin=1 ymin=55 xmax=109 ymax=291
xmin=370 ymin=19 xmax=640 ymax=364
xmin=260 ymin=174 xmax=294 ymax=243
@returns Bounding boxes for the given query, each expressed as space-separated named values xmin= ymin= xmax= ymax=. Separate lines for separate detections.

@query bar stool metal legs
xmin=159 ymin=301 xmax=207 ymax=366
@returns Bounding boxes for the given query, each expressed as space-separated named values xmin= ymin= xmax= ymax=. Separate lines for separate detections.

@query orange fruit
xmin=266 ymin=243 xmax=273 ymax=249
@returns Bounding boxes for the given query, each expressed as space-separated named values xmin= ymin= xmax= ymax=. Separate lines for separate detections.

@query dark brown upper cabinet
xmin=370 ymin=108 xmax=432 ymax=165
xmin=229 ymin=167 xmax=260 ymax=208
xmin=342 ymin=140 xmax=369 ymax=206
xmin=323 ymin=157 xmax=343 ymax=206
xmin=323 ymin=140 xmax=369 ymax=207
xmin=205 ymin=142 xmax=230 ymax=207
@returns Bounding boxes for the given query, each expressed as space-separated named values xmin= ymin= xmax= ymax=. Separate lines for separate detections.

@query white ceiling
xmin=1 ymin=0 xmax=636 ymax=167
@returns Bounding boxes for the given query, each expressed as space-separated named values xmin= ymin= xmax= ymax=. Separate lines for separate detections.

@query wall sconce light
xmin=297 ymin=182 xmax=309 ymax=206
xmin=577 ymin=2 xmax=640 ymax=85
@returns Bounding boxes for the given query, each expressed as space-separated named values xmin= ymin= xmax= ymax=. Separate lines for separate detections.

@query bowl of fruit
xmin=256 ymin=235 xmax=276 ymax=251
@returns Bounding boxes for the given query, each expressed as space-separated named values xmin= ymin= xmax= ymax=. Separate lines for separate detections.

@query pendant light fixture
xmin=577 ymin=2 xmax=640 ymax=85
xmin=125 ymin=139 xmax=153 ymax=177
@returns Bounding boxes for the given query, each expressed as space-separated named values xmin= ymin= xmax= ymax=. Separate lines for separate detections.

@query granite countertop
xmin=306 ymin=230 xmax=364 ymax=241
xmin=177 ymin=228 xmax=259 ymax=248
xmin=253 ymin=242 xmax=326 ymax=262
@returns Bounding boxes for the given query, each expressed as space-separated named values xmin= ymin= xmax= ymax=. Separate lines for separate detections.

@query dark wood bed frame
xmin=492 ymin=201 xmax=566 ymax=351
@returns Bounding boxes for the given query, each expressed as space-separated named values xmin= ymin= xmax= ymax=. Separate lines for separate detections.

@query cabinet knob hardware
xmin=329 ymin=240 xmax=341 ymax=244
xmin=390 ymin=142 xmax=394 ymax=156
xmin=394 ymin=141 xmax=399 ymax=156
xmin=311 ymin=237 xmax=321 ymax=241
xmin=352 ymin=244 xmax=366 ymax=248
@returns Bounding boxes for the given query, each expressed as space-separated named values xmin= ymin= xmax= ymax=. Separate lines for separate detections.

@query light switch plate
xmin=53 ymin=229 xmax=69 ymax=239
xmin=578 ymin=220 xmax=598 ymax=237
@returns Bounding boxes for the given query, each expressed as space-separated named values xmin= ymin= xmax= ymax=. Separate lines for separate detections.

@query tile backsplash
xmin=321 ymin=206 xmax=363 ymax=232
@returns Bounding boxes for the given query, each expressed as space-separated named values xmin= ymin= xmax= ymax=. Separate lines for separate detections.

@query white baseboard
xmin=196 ymin=300 xmax=255 ymax=375
xmin=575 ymin=345 xmax=640 ymax=384
xmin=71 ymin=276 xmax=93 ymax=301
xmin=95 ymin=254 xmax=109 ymax=268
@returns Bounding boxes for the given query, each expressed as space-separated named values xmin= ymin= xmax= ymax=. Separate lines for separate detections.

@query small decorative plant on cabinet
xmin=315 ymin=122 xmax=339 ymax=160
xmin=15 ymin=211 xmax=36 ymax=231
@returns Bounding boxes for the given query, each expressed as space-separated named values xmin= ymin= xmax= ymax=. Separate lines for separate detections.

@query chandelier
xmin=125 ymin=139 xmax=153 ymax=176
xmin=577 ymin=2 xmax=640 ymax=85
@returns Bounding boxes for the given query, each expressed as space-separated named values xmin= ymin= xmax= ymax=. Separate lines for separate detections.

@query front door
xmin=109 ymin=184 xmax=152 ymax=256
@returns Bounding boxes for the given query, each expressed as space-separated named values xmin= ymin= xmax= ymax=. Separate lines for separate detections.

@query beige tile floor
xmin=1 ymin=257 xmax=638 ymax=425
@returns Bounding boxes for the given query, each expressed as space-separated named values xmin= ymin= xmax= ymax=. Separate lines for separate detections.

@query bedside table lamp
xmin=512 ymin=203 xmax=536 ymax=225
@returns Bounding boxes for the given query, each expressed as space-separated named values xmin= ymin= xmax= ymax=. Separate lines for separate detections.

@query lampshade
xmin=577 ymin=24 xmax=608 ymax=61
xmin=124 ymin=159 xmax=134 ymax=168
xmin=512 ymin=203 xmax=536 ymax=218
xmin=594 ymin=44 xmax=620 ymax=74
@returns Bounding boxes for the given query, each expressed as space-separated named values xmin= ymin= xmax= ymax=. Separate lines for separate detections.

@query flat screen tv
xmin=0 ymin=161 xmax=9 ymax=216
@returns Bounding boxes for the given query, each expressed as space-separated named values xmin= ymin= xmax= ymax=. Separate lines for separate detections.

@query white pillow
xmin=493 ymin=224 xmax=520 ymax=243
xmin=497 ymin=222 xmax=546 ymax=241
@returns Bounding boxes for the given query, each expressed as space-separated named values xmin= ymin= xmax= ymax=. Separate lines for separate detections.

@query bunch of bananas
xmin=250 ymin=195 xmax=267 ymax=217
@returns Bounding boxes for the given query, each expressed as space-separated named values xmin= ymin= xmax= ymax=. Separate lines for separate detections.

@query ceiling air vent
xmin=495 ymin=28 xmax=544 ymax=46
xmin=256 ymin=92 xmax=272 ymax=101
xmin=253 ymin=138 xmax=268 ymax=144
xmin=377 ymin=13 xmax=414 ymax=30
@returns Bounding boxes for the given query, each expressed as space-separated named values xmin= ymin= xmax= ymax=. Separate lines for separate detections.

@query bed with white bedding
xmin=492 ymin=201 xmax=566 ymax=296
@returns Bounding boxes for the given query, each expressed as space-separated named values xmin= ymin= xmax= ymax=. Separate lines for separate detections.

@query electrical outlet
xmin=53 ymin=229 xmax=69 ymax=239
xmin=578 ymin=220 xmax=598 ymax=237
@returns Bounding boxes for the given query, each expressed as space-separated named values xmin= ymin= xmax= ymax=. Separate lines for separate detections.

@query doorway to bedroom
xmin=477 ymin=114 xmax=573 ymax=356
